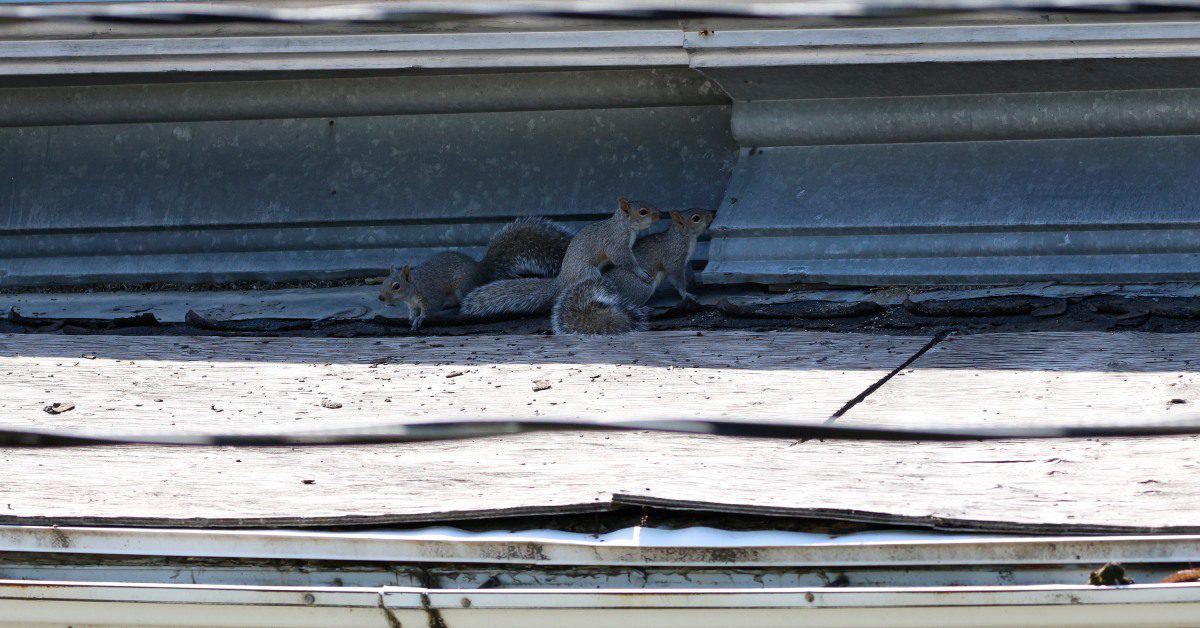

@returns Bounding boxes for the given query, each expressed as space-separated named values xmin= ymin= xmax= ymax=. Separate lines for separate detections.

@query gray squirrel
xmin=603 ymin=208 xmax=716 ymax=306
xmin=378 ymin=252 xmax=485 ymax=331
xmin=460 ymin=198 xmax=660 ymax=318
xmin=378 ymin=216 xmax=572 ymax=330
xmin=479 ymin=217 xmax=573 ymax=281
xmin=551 ymin=208 xmax=715 ymax=335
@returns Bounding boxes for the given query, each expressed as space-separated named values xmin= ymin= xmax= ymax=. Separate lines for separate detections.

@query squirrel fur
xmin=480 ymin=216 xmax=573 ymax=280
xmin=552 ymin=208 xmax=714 ymax=335
xmin=376 ymin=216 xmax=570 ymax=328
xmin=378 ymin=251 xmax=486 ymax=330
xmin=460 ymin=198 xmax=660 ymax=317
xmin=604 ymin=208 xmax=715 ymax=307
xmin=552 ymin=278 xmax=648 ymax=335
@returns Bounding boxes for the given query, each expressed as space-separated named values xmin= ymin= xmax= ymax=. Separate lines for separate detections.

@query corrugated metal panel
xmin=697 ymin=18 xmax=1200 ymax=285
xmin=0 ymin=67 xmax=736 ymax=287
xmin=8 ymin=15 xmax=1200 ymax=287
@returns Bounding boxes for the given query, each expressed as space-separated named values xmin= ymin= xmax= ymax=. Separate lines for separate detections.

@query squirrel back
xmin=551 ymin=278 xmax=648 ymax=335
xmin=556 ymin=198 xmax=660 ymax=287
xmin=378 ymin=251 xmax=486 ymax=330
xmin=605 ymin=208 xmax=715 ymax=306
xmin=481 ymin=217 xmax=573 ymax=281
xmin=461 ymin=198 xmax=659 ymax=317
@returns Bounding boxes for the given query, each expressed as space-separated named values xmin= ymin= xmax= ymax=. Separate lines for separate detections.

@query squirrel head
xmin=670 ymin=208 xmax=716 ymax=238
xmin=378 ymin=264 xmax=415 ymax=305
xmin=617 ymin=197 xmax=661 ymax=231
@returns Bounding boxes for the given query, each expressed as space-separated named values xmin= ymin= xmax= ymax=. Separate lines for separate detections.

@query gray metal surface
xmin=696 ymin=17 xmax=1200 ymax=285
xmin=0 ymin=68 xmax=735 ymax=287
xmin=705 ymin=136 xmax=1200 ymax=285
xmin=7 ymin=15 xmax=1200 ymax=287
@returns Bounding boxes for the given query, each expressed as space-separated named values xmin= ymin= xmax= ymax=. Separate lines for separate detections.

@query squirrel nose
xmin=377 ymin=294 xmax=386 ymax=302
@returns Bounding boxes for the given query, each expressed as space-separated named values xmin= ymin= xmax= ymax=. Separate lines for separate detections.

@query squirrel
xmin=460 ymin=198 xmax=661 ymax=317
xmin=479 ymin=216 xmax=573 ymax=281
xmin=603 ymin=208 xmax=715 ymax=306
xmin=552 ymin=278 xmax=648 ymax=335
xmin=376 ymin=216 xmax=571 ymax=329
xmin=378 ymin=251 xmax=487 ymax=330
xmin=550 ymin=208 xmax=714 ymax=335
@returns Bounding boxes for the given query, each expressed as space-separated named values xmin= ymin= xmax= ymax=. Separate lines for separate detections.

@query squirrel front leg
xmin=412 ymin=293 xmax=448 ymax=330
xmin=607 ymin=242 xmax=652 ymax=284
xmin=667 ymin=265 xmax=694 ymax=301
xmin=408 ymin=302 xmax=426 ymax=331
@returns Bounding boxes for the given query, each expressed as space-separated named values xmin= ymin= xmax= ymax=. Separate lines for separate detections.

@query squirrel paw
xmin=634 ymin=269 xmax=653 ymax=284
xmin=410 ymin=316 xmax=425 ymax=331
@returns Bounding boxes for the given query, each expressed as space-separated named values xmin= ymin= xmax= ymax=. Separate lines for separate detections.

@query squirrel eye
xmin=691 ymin=215 xmax=701 ymax=222
xmin=391 ymin=282 xmax=401 ymax=290
xmin=639 ymin=209 xmax=648 ymax=216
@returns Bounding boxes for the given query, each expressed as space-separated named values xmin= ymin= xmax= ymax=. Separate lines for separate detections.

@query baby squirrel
xmin=378 ymin=251 xmax=485 ymax=330
xmin=378 ymin=217 xmax=571 ymax=329
xmin=604 ymin=208 xmax=716 ymax=306
xmin=552 ymin=208 xmax=714 ymax=335
xmin=460 ymin=198 xmax=660 ymax=317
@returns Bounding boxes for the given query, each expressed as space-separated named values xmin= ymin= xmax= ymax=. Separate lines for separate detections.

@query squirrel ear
xmin=670 ymin=209 xmax=684 ymax=225
xmin=618 ymin=197 xmax=631 ymax=215
xmin=400 ymin=265 xmax=412 ymax=281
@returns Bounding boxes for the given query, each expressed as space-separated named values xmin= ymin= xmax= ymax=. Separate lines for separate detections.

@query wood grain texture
xmin=841 ymin=332 xmax=1200 ymax=428
xmin=3 ymin=330 xmax=1197 ymax=532
xmin=0 ymin=431 xmax=1197 ymax=532
xmin=0 ymin=331 xmax=923 ymax=432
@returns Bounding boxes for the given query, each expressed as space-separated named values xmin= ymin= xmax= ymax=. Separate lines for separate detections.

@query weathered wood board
xmin=1 ymin=330 xmax=1199 ymax=532
xmin=0 ymin=331 xmax=923 ymax=432
xmin=4 ymin=286 xmax=385 ymax=323
xmin=840 ymin=332 xmax=1200 ymax=428
xmin=0 ymin=431 xmax=1197 ymax=532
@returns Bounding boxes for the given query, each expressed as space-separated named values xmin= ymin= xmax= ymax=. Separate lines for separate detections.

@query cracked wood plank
xmin=0 ymin=331 xmax=941 ymax=527
xmin=840 ymin=331 xmax=1200 ymax=428
xmin=4 ymin=331 xmax=1193 ymax=532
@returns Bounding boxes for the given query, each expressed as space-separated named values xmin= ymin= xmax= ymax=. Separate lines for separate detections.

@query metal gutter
xmin=9 ymin=18 xmax=1200 ymax=74
xmin=1 ymin=581 xmax=1200 ymax=628
xmin=6 ymin=525 xmax=1200 ymax=568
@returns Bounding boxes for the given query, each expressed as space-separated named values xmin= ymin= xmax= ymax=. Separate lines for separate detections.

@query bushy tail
xmin=481 ymin=217 xmax=574 ymax=281
xmin=460 ymin=277 xmax=557 ymax=317
xmin=551 ymin=279 xmax=648 ymax=336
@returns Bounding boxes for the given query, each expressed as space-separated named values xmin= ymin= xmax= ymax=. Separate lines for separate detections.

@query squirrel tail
xmin=551 ymin=279 xmax=648 ymax=336
xmin=460 ymin=277 xmax=558 ymax=317
xmin=481 ymin=217 xmax=574 ymax=281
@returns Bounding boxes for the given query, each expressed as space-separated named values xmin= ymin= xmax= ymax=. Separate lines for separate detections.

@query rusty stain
xmin=420 ymin=592 xmax=449 ymax=628
xmin=48 ymin=527 xmax=71 ymax=549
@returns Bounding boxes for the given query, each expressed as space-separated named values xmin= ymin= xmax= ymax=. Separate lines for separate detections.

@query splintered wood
xmin=1 ymin=330 xmax=1199 ymax=532
xmin=0 ymin=332 xmax=924 ymax=431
